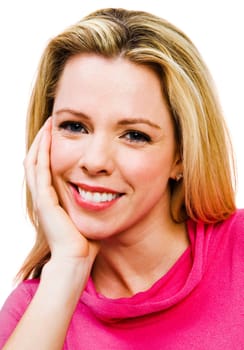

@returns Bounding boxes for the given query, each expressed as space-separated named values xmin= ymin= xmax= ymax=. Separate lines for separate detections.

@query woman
xmin=0 ymin=7 xmax=243 ymax=349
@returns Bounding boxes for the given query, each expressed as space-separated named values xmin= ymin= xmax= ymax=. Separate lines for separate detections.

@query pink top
xmin=0 ymin=210 xmax=243 ymax=349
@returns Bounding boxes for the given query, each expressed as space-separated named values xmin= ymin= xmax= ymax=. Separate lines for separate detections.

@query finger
xmin=36 ymin=118 xmax=52 ymax=188
xmin=25 ymin=118 xmax=51 ymax=202
xmin=25 ymin=118 xmax=50 ymax=167
xmin=35 ymin=118 xmax=58 ymax=207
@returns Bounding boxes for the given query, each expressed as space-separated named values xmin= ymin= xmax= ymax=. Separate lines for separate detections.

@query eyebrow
xmin=55 ymin=109 xmax=161 ymax=129
xmin=55 ymin=109 xmax=89 ymax=119
xmin=117 ymin=118 xmax=161 ymax=129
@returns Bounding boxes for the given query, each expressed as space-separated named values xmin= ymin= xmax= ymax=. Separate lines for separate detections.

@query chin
xmin=73 ymin=221 xmax=110 ymax=241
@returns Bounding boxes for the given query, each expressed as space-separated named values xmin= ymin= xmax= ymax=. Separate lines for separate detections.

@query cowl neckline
xmin=81 ymin=220 xmax=211 ymax=323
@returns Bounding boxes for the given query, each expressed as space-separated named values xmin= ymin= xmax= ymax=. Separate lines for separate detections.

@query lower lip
xmin=71 ymin=186 xmax=121 ymax=211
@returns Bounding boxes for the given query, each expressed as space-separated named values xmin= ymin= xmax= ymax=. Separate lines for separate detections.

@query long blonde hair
xmin=19 ymin=8 xmax=236 ymax=280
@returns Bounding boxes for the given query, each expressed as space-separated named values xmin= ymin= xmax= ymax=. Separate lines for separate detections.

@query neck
xmin=92 ymin=219 xmax=189 ymax=299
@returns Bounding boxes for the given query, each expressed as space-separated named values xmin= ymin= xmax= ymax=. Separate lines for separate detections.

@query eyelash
xmin=58 ymin=121 xmax=152 ymax=144
xmin=59 ymin=121 xmax=88 ymax=133
xmin=121 ymin=130 xmax=151 ymax=143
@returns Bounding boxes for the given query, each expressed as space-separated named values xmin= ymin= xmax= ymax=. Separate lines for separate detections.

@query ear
xmin=170 ymin=153 xmax=183 ymax=181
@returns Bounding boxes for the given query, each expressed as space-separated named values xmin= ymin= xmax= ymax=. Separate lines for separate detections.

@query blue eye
xmin=59 ymin=121 xmax=87 ymax=133
xmin=123 ymin=131 xmax=151 ymax=143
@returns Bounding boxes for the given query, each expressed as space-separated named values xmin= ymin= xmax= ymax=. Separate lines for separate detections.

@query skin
xmin=3 ymin=54 xmax=189 ymax=349
xmin=50 ymin=54 xmax=188 ymax=296
xmin=51 ymin=55 xmax=180 ymax=238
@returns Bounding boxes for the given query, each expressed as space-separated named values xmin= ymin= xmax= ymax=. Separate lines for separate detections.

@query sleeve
xmin=0 ymin=280 xmax=39 ymax=348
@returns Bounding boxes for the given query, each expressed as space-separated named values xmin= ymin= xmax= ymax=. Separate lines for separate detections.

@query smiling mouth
xmin=73 ymin=185 xmax=123 ymax=204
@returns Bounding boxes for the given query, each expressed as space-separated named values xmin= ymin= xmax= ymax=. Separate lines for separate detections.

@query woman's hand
xmin=24 ymin=117 xmax=100 ymax=263
xmin=2 ymin=118 xmax=100 ymax=350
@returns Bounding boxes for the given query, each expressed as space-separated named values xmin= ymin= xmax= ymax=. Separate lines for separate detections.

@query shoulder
xmin=223 ymin=208 xmax=244 ymax=225
xmin=212 ymin=209 xmax=244 ymax=254
xmin=216 ymin=209 xmax=244 ymax=236
xmin=0 ymin=279 xmax=39 ymax=318
xmin=189 ymin=209 xmax=244 ymax=260
xmin=0 ymin=279 xmax=39 ymax=347
xmin=188 ymin=209 xmax=244 ymax=240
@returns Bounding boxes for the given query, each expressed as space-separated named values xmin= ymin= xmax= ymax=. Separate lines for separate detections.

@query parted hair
xmin=19 ymin=8 xmax=236 ymax=280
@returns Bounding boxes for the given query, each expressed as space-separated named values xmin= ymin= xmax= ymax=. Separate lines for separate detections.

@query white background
xmin=0 ymin=0 xmax=243 ymax=307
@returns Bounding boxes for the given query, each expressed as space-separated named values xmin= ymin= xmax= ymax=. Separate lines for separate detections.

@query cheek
xmin=119 ymin=149 xmax=174 ymax=185
xmin=50 ymin=136 xmax=77 ymax=175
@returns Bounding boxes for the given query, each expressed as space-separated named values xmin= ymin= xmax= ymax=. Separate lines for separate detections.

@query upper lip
xmin=71 ymin=182 xmax=123 ymax=194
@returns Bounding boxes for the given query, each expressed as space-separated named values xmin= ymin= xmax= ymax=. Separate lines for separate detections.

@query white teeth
xmin=78 ymin=188 xmax=119 ymax=203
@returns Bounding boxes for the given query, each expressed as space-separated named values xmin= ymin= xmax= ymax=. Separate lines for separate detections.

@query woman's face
xmin=51 ymin=54 xmax=182 ymax=240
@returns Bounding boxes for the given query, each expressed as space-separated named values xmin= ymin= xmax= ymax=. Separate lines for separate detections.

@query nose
xmin=78 ymin=135 xmax=115 ymax=176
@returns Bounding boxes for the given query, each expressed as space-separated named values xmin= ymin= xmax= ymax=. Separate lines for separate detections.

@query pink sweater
xmin=0 ymin=210 xmax=243 ymax=349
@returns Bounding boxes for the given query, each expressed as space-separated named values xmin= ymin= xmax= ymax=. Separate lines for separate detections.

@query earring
xmin=175 ymin=173 xmax=183 ymax=181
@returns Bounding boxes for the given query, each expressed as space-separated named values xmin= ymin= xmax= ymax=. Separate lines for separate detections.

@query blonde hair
xmin=19 ymin=8 xmax=236 ymax=280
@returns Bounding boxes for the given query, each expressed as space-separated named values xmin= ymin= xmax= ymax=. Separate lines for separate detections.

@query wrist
xmin=40 ymin=258 xmax=91 ymax=302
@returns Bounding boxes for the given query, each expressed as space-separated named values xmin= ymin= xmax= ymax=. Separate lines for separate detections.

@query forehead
xmin=58 ymin=54 xmax=162 ymax=88
xmin=54 ymin=54 xmax=171 ymax=127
